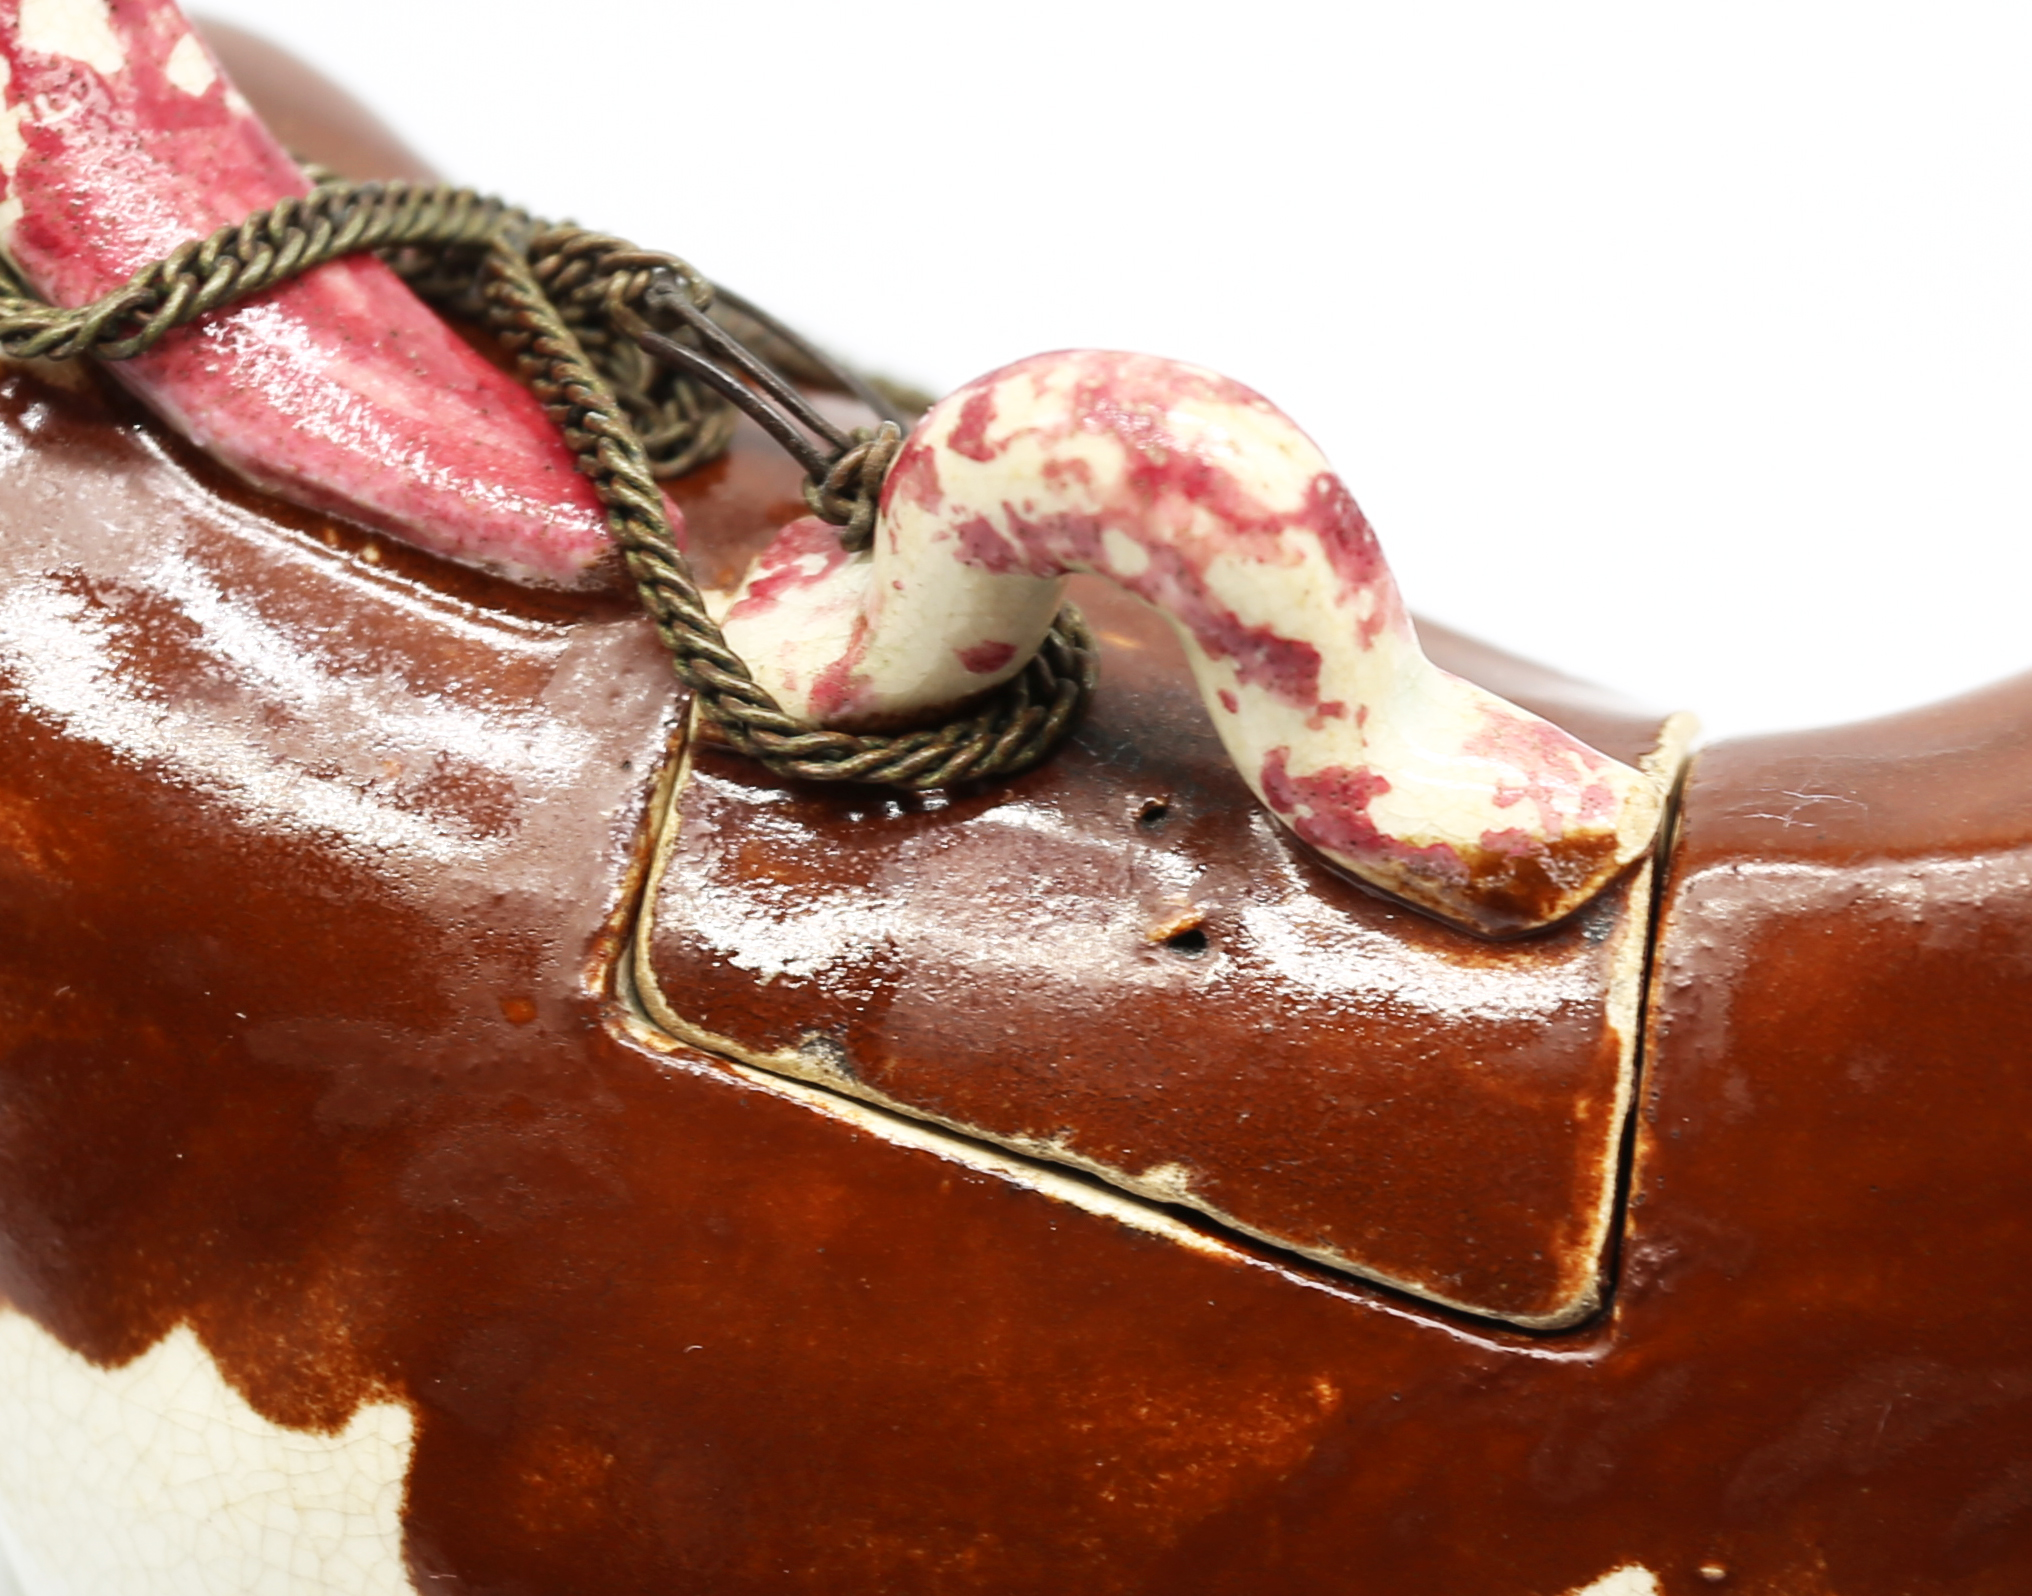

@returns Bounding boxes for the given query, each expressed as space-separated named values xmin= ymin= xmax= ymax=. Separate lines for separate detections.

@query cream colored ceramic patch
xmin=161 ymin=33 xmax=214 ymax=98
xmin=0 ymin=1311 xmax=415 ymax=1596
xmin=1569 ymin=1567 xmax=1660 ymax=1596
xmin=16 ymin=0 xmax=124 ymax=75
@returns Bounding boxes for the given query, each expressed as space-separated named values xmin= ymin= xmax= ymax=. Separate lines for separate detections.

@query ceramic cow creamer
xmin=0 ymin=6 xmax=2025 ymax=1596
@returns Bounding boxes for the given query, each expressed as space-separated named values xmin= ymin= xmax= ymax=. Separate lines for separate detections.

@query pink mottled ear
xmin=0 ymin=0 xmax=623 ymax=588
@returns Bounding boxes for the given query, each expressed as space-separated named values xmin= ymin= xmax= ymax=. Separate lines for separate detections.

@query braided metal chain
xmin=805 ymin=423 xmax=905 ymax=553
xmin=0 ymin=181 xmax=520 ymax=361
xmin=0 ymin=179 xmax=1097 ymax=790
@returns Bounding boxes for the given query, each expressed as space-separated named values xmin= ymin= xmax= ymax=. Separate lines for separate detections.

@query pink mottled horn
xmin=720 ymin=350 xmax=1666 ymax=937
xmin=0 ymin=0 xmax=620 ymax=588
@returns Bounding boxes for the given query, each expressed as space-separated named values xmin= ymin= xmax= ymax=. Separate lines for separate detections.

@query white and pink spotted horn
xmin=721 ymin=351 xmax=1664 ymax=936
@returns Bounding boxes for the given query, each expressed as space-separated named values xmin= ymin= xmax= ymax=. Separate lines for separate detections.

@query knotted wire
xmin=0 ymin=178 xmax=1096 ymax=789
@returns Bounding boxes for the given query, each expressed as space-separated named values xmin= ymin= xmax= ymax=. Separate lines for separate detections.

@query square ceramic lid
xmin=637 ymin=579 xmax=1689 ymax=1329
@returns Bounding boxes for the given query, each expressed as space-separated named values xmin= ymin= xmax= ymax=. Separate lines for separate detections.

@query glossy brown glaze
xmin=639 ymin=581 xmax=1680 ymax=1327
xmin=5 ymin=338 xmax=2032 ymax=1594
xmin=0 ymin=32 xmax=2027 ymax=1596
xmin=1621 ymin=683 xmax=2032 ymax=1592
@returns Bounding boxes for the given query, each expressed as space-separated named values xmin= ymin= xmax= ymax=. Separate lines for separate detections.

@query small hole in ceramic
xmin=1163 ymin=927 xmax=1209 ymax=957
xmin=1137 ymin=800 xmax=1171 ymax=831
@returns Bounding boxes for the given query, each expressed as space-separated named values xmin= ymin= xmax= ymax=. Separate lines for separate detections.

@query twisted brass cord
xmin=805 ymin=423 xmax=905 ymax=553
xmin=0 ymin=179 xmax=1096 ymax=790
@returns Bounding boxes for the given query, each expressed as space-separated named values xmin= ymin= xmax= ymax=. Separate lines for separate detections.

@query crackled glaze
xmin=0 ymin=0 xmax=617 ymax=588
xmin=0 ymin=1313 xmax=413 ymax=1596
xmin=722 ymin=351 xmax=1662 ymax=935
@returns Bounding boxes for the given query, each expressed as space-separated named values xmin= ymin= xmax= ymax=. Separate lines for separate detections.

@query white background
xmin=194 ymin=0 xmax=2032 ymax=743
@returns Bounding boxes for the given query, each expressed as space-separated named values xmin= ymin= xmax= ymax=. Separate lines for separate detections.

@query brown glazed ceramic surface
xmin=638 ymin=583 xmax=1683 ymax=1328
xmin=0 ymin=29 xmax=2026 ymax=1596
